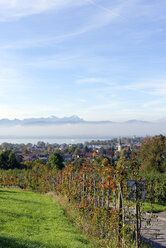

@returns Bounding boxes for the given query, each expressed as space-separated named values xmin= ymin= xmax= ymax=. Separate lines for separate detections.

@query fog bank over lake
xmin=0 ymin=122 xmax=165 ymax=141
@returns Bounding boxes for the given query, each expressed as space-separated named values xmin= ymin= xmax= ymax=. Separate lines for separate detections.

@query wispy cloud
xmin=76 ymin=98 xmax=87 ymax=103
xmin=80 ymin=100 xmax=121 ymax=114
xmin=0 ymin=1 xmax=124 ymax=50
xmin=153 ymin=107 xmax=166 ymax=113
xmin=0 ymin=102 xmax=76 ymax=119
xmin=26 ymin=54 xmax=82 ymax=69
xmin=76 ymin=77 xmax=119 ymax=87
xmin=0 ymin=0 xmax=91 ymax=21
xmin=77 ymin=77 xmax=108 ymax=84
xmin=76 ymin=77 xmax=166 ymax=95
xmin=121 ymin=79 xmax=166 ymax=95
xmin=143 ymin=100 xmax=163 ymax=108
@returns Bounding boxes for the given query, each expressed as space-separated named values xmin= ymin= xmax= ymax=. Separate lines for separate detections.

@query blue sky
xmin=0 ymin=0 xmax=166 ymax=121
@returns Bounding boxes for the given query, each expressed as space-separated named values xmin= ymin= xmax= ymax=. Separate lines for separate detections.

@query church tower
xmin=118 ymin=138 xmax=122 ymax=152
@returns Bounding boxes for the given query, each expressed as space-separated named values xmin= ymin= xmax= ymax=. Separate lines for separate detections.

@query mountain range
xmin=0 ymin=115 xmax=84 ymax=126
xmin=0 ymin=115 xmax=163 ymax=126
xmin=0 ymin=115 xmax=166 ymax=138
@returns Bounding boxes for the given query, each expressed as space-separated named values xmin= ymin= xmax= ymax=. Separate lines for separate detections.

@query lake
xmin=0 ymin=137 xmax=110 ymax=145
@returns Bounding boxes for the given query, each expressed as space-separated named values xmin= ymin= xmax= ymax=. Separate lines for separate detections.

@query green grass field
xmin=0 ymin=188 xmax=94 ymax=248
xmin=125 ymin=199 xmax=166 ymax=213
xmin=143 ymin=202 xmax=166 ymax=213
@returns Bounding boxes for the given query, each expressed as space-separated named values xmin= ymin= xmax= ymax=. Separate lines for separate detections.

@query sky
xmin=0 ymin=0 xmax=166 ymax=122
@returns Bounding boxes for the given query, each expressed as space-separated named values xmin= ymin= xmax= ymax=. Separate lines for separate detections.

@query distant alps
xmin=0 ymin=115 xmax=157 ymax=126
xmin=0 ymin=115 xmax=84 ymax=126
xmin=0 ymin=116 xmax=166 ymax=139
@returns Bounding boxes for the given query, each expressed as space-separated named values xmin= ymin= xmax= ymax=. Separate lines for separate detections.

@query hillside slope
xmin=0 ymin=189 xmax=94 ymax=248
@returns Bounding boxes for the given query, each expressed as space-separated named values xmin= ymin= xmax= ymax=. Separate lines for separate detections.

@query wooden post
xmin=102 ymin=175 xmax=105 ymax=208
xmin=82 ymin=172 xmax=85 ymax=201
xmin=107 ymin=181 xmax=110 ymax=216
xmin=85 ymin=174 xmax=88 ymax=201
xmin=117 ymin=184 xmax=123 ymax=247
xmin=90 ymin=177 xmax=92 ymax=209
xmin=135 ymin=182 xmax=140 ymax=248
xmin=94 ymin=175 xmax=97 ymax=207
xmin=68 ymin=173 xmax=71 ymax=202
xmin=114 ymin=175 xmax=117 ymax=209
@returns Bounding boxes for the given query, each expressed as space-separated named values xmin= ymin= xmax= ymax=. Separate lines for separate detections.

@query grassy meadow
xmin=143 ymin=202 xmax=166 ymax=213
xmin=0 ymin=188 xmax=94 ymax=248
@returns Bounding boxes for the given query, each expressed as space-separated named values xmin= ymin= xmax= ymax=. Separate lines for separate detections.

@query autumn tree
xmin=138 ymin=135 xmax=166 ymax=173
